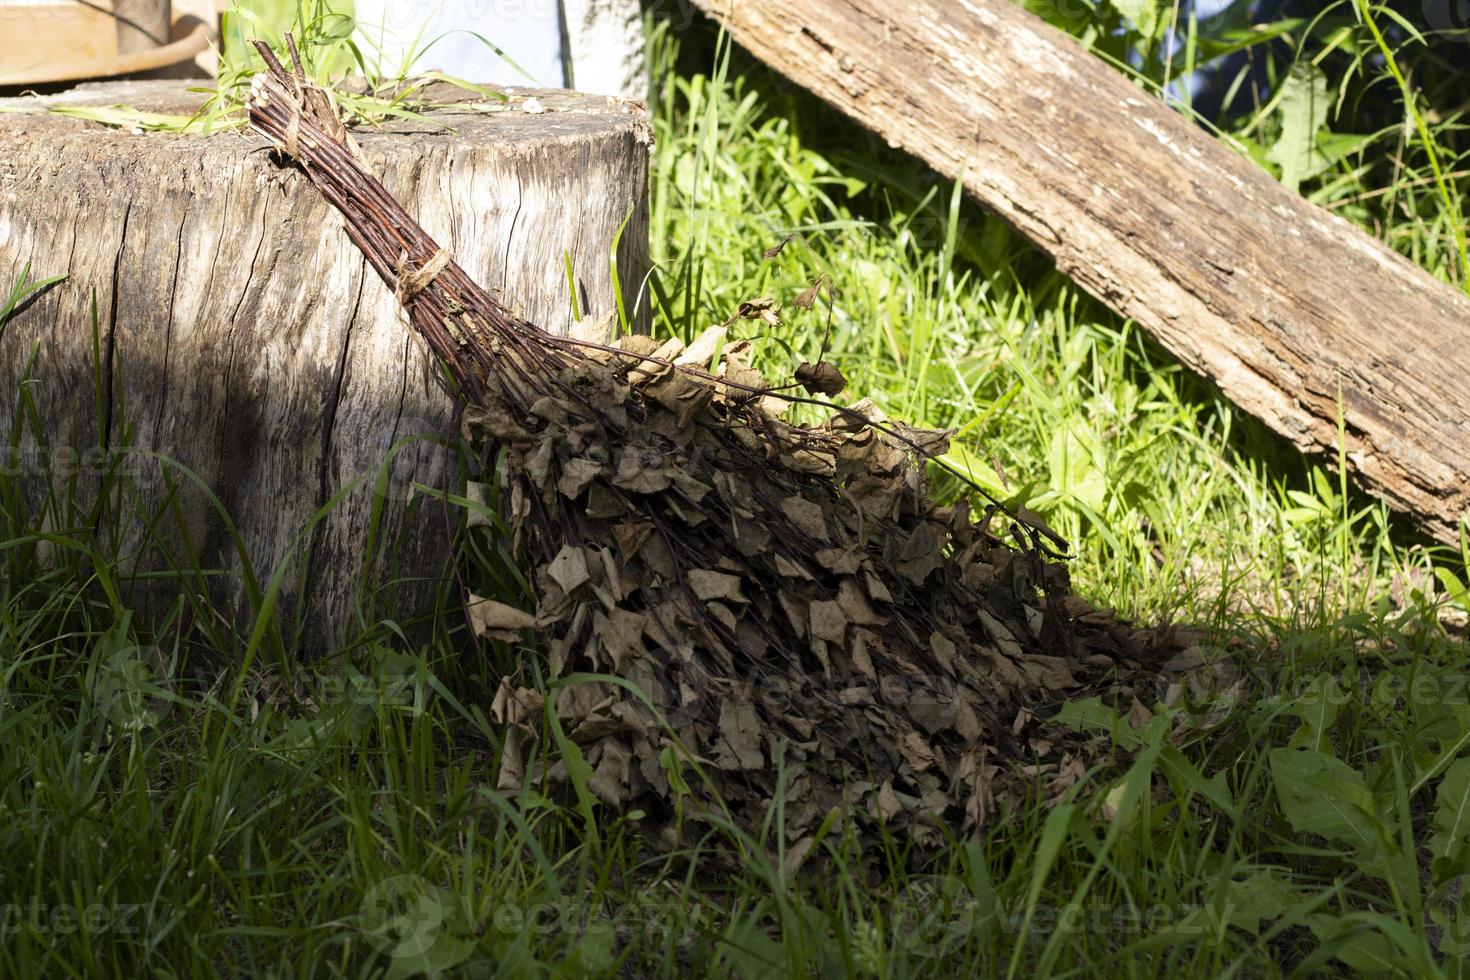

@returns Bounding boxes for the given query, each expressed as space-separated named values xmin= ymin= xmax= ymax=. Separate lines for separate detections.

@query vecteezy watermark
xmin=0 ymin=445 xmax=151 ymax=485
xmin=892 ymin=876 xmax=985 ymax=958
xmin=316 ymin=657 xmax=419 ymax=712
xmin=358 ymin=880 xmax=625 ymax=966
xmin=898 ymin=215 xmax=972 ymax=251
xmin=891 ymin=881 xmax=1233 ymax=957
xmin=359 ymin=875 xmax=449 ymax=961
xmin=90 ymin=643 xmax=172 ymax=733
xmin=487 ymin=897 xmax=617 ymax=941
xmin=0 ymin=899 xmax=143 ymax=937
xmin=1428 ymin=872 xmax=1470 ymax=956
xmin=349 ymin=0 xmax=702 ymax=41
xmin=337 ymin=412 xmax=454 ymax=506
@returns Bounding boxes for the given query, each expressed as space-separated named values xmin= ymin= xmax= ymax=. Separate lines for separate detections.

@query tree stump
xmin=0 ymin=79 xmax=650 ymax=654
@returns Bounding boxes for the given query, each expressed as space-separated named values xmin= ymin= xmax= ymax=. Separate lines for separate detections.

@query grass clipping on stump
xmin=247 ymin=45 xmax=1183 ymax=850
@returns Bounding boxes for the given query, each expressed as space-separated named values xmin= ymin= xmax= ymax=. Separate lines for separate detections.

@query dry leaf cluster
xmin=466 ymin=327 xmax=1194 ymax=850
xmin=246 ymin=47 xmax=1190 ymax=856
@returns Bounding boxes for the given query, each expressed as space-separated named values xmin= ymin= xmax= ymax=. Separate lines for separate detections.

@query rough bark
xmin=0 ymin=79 xmax=650 ymax=653
xmin=689 ymin=0 xmax=1470 ymax=545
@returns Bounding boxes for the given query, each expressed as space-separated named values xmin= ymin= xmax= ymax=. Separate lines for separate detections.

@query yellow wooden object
xmin=0 ymin=1 xmax=209 ymax=85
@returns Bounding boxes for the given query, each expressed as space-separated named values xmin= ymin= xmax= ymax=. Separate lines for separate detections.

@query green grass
xmin=3 ymin=2 xmax=1470 ymax=976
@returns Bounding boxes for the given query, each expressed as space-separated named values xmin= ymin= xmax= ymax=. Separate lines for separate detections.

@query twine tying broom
xmin=245 ymin=40 xmax=1191 ymax=853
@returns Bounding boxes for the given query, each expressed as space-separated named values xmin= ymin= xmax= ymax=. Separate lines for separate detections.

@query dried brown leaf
xmin=780 ymin=495 xmax=830 ymax=542
xmin=547 ymin=545 xmax=592 ymax=595
xmin=728 ymin=297 xmax=782 ymax=328
xmin=467 ymin=595 xmax=538 ymax=640
xmin=688 ymin=569 xmax=747 ymax=604
xmin=791 ymin=274 xmax=831 ymax=310
xmin=674 ymin=325 xmax=727 ymax=367
xmin=714 ymin=701 xmax=764 ymax=771
xmin=762 ymin=233 xmax=798 ymax=259
xmin=795 ymin=360 xmax=847 ymax=396
xmin=558 ymin=457 xmax=603 ymax=499
xmin=809 ymin=600 xmax=848 ymax=645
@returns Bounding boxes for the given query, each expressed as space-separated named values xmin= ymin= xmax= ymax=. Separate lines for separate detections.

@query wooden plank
xmin=0 ymin=80 xmax=651 ymax=652
xmin=688 ymin=0 xmax=1470 ymax=544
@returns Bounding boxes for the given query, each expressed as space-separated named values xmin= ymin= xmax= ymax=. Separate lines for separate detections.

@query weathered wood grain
xmin=689 ymin=0 xmax=1470 ymax=545
xmin=0 ymin=80 xmax=650 ymax=652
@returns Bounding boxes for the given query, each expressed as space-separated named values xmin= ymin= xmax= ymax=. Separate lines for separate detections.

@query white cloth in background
xmin=351 ymin=0 xmax=647 ymax=98
xmin=352 ymin=0 xmax=566 ymax=88
xmin=561 ymin=0 xmax=646 ymax=98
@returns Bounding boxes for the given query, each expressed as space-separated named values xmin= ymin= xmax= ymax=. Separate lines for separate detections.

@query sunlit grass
xmin=1 ymin=2 xmax=1468 ymax=976
xmin=643 ymin=17 xmax=1466 ymax=632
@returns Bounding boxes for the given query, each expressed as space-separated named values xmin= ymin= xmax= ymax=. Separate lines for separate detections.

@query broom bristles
xmin=244 ymin=41 xmax=1186 ymax=850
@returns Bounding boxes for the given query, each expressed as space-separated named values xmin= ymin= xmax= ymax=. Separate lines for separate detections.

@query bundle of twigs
xmin=246 ymin=42 xmax=1183 ymax=849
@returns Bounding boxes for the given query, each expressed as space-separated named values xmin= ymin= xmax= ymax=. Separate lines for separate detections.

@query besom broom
xmin=244 ymin=41 xmax=1192 ymax=850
